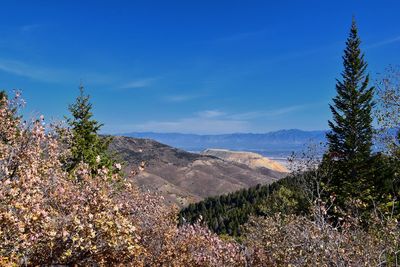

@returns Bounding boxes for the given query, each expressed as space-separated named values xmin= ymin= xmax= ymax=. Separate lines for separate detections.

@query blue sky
xmin=0 ymin=1 xmax=399 ymax=134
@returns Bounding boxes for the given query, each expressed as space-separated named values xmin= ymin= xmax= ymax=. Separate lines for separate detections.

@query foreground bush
xmin=0 ymin=94 xmax=244 ymax=266
xmin=243 ymin=212 xmax=400 ymax=266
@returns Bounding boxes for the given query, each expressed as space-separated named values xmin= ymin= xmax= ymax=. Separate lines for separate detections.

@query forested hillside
xmin=179 ymin=174 xmax=307 ymax=236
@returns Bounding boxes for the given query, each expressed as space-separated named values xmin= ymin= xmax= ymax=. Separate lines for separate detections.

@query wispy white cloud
xmin=111 ymin=104 xmax=319 ymax=134
xmin=0 ymin=58 xmax=118 ymax=86
xmin=129 ymin=117 xmax=249 ymax=134
xmin=212 ymin=29 xmax=269 ymax=43
xmin=266 ymin=105 xmax=307 ymax=116
xmin=367 ymin=35 xmax=400 ymax=49
xmin=197 ymin=110 xmax=225 ymax=118
xmin=119 ymin=77 xmax=158 ymax=89
xmin=228 ymin=104 xmax=315 ymax=120
xmin=20 ymin=24 xmax=42 ymax=33
xmin=107 ymin=109 xmax=248 ymax=134
xmin=0 ymin=58 xmax=68 ymax=82
xmin=0 ymin=57 xmax=163 ymax=89
xmin=164 ymin=94 xmax=201 ymax=103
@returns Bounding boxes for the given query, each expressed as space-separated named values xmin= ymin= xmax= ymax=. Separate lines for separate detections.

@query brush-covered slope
xmin=109 ymin=136 xmax=286 ymax=207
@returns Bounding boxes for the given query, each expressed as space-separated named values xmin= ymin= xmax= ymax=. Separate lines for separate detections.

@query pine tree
xmin=65 ymin=84 xmax=115 ymax=174
xmin=325 ymin=19 xmax=375 ymax=203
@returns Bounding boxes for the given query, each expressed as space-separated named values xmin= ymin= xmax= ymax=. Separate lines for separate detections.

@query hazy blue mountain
xmin=117 ymin=129 xmax=327 ymax=157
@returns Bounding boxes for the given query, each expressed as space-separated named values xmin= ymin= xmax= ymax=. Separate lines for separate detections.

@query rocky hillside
xmin=109 ymin=136 xmax=286 ymax=207
xmin=201 ymin=149 xmax=288 ymax=173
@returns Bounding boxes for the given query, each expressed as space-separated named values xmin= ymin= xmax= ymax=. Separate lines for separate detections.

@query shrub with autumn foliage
xmin=243 ymin=211 xmax=400 ymax=266
xmin=0 ymin=92 xmax=244 ymax=266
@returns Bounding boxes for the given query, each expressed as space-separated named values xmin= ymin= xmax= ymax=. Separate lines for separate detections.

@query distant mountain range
xmin=118 ymin=129 xmax=327 ymax=157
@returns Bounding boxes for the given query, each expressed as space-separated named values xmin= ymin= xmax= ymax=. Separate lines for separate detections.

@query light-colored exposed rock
xmin=201 ymin=148 xmax=289 ymax=173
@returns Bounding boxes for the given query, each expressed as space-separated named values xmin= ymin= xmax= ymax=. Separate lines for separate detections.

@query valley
xmin=109 ymin=136 xmax=287 ymax=207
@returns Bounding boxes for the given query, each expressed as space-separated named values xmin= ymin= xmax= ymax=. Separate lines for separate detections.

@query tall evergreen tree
xmin=325 ymin=19 xmax=375 ymax=203
xmin=65 ymin=84 xmax=115 ymax=174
